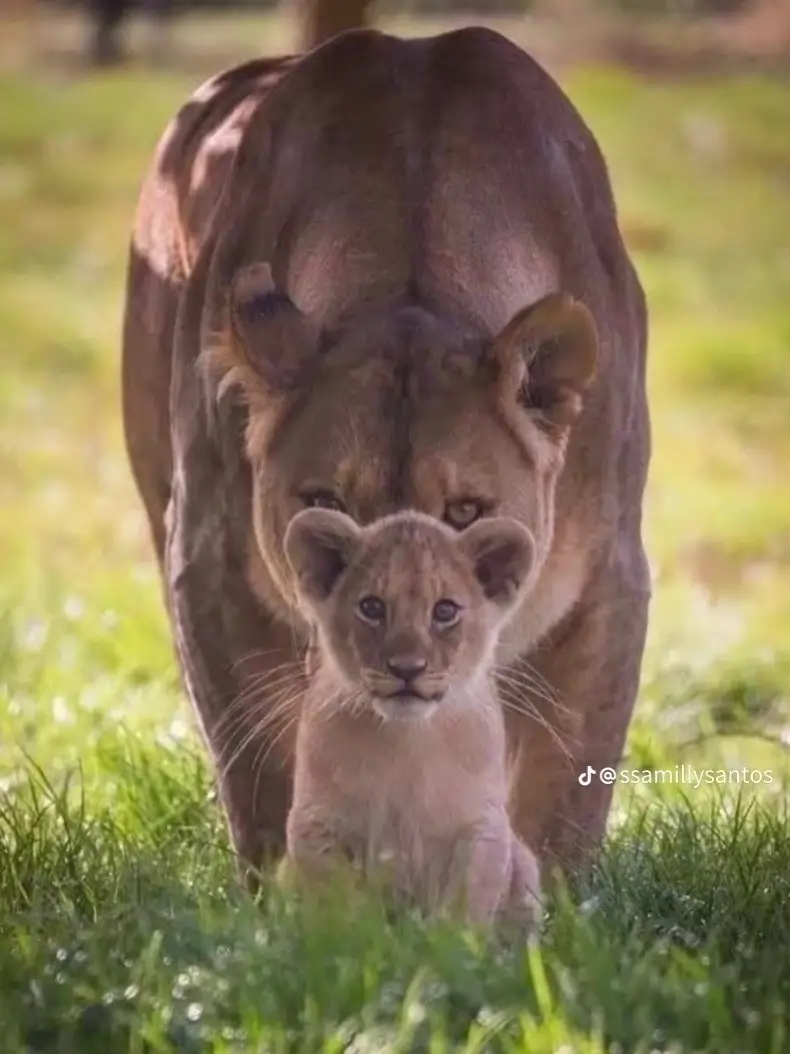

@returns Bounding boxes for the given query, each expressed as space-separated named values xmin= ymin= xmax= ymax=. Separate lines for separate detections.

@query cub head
xmin=206 ymin=262 xmax=598 ymax=641
xmin=284 ymin=508 xmax=536 ymax=721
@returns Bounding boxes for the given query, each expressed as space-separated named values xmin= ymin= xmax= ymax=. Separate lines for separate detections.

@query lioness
xmin=122 ymin=27 xmax=650 ymax=882
xmin=281 ymin=508 xmax=542 ymax=929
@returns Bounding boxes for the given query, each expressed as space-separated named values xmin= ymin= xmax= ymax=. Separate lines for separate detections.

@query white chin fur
xmin=372 ymin=696 xmax=440 ymax=723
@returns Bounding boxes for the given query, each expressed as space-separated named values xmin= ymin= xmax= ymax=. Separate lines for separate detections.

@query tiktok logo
xmin=577 ymin=765 xmax=618 ymax=785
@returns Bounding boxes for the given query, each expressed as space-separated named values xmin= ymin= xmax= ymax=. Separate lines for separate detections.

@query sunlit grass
xmin=2 ymin=754 xmax=790 ymax=1052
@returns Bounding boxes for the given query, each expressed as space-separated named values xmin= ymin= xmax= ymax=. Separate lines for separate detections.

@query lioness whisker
xmin=216 ymin=678 xmax=305 ymax=777
xmin=215 ymin=686 xmax=298 ymax=750
xmin=250 ymin=705 xmax=302 ymax=804
xmin=497 ymin=689 xmax=576 ymax=759
xmin=217 ymin=666 xmax=305 ymax=716
xmin=230 ymin=650 xmax=303 ymax=675
xmin=494 ymin=671 xmax=560 ymax=715
xmin=493 ymin=665 xmax=571 ymax=718
xmin=494 ymin=659 xmax=564 ymax=704
xmin=213 ymin=670 xmax=305 ymax=740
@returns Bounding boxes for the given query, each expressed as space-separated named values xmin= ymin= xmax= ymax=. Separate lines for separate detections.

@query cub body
xmin=283 ymin=508 xmax=542 ymax=928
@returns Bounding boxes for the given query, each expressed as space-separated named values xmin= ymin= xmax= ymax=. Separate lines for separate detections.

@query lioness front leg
xmin=166 ymin=377 xmax=307 ymax=882
xmin=169 ymin=541 xmax=303 ymax=881
xmin=505 ymin=557 xmax=651 ymax=875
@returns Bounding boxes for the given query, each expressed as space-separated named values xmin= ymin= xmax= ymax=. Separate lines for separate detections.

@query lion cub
xmin=282 ymin=508 xmax=542 ymax=931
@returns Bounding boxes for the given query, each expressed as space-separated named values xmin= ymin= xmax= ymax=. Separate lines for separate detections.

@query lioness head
xmin=207 ymin=262 xmax=597 ymax=637
xmin=283 ymin=508 xmax=535 ymax=721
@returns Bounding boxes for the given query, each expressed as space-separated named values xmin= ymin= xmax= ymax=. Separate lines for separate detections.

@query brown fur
xmin=122 ymin=27 xmax=650 ymax=884
xmin=282 ymin=509 xmax=542 ymax=929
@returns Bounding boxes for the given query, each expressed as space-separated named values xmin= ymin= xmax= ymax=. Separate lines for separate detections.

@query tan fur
xmin=121 ymin=28 xmax=650 ymax=885
xmin=282 ymin=510 xmax=542 ymax=929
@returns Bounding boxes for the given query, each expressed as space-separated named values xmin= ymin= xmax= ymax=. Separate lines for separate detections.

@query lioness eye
xmin=444 ymin=499 xmax=483 ymax=530
xmin=302 ymin=489 xmax=346 ymax=513
xmin=432 ymin=599 xmax=461 ymax=625
xmin=358 ymin=595 xmax=386 ymax=623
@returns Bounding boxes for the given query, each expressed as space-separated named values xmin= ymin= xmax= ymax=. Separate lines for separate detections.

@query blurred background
xmin=1 ymin=0 xmax=789 ymax=810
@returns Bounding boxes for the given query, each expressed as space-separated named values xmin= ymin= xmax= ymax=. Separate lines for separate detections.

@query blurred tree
xmin=88 ymin=0 xmax=174 ymax=65
xmin=90 ymin=0 xmax=131 ymax=64
xmin=291 ymin=0 xmax=374 ymax=49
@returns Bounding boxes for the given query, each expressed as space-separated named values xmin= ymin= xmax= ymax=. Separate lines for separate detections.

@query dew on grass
xmin=477 ymin=1006 xmax=505 ymax=1029
xmin=346 ymin=1027 xmax=398 ymax=1054
xmin=404 ymin=1000 xmax=426 ymax=1027
xmin=186 ymin=1002 xmax=203 ymax=1022
xmin=52 ymin=696 xmax=74 ymax=723
xmin=124 ymin=984 xmax=139 ymax=1001
xmin=63 ymin=596 xmax=84 ymax=620
xmin=221 ymin=1026 xmax=247 ymax=1042
xmin=254 ymin=928 xmax=269 ymax=948
xmin=579 ymin=896 xmax=601 ymax=917
xmin=22 ymin=618 xmax=48 ymax=651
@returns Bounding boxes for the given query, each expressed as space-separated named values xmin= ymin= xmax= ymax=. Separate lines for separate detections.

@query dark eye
xmin=302 ymin=489 xmax=346 ymax=513
xmin=358 ymin=595 xmax=386 ymax=624
xmin=432 ymin=599 xmax=461 ymax=626
xmin=444 ymin=499 xmax=484 ymax=530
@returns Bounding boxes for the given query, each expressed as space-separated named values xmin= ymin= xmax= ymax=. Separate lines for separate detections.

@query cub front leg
xmin=463 ymin=811 xmax=514 ymax=926
xmin=504 ymin=834 xmax=543 ymax=933
xmin=283 ymin=809 xmax=360 ymax=892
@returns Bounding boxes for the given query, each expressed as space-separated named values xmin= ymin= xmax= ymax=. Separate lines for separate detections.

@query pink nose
xmin=385 ymin=657 xmax=427 ymax=684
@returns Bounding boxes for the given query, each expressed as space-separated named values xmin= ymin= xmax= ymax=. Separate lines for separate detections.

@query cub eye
xmin=302 ymin=489 xmax=346 ymax=513
xmin=358 ymin=595 xmax=386 ymax=624
xmin=444 ymin=499 xmax=484 ymax=530
xmin=432 ymin=599 xmax=461 ymax=626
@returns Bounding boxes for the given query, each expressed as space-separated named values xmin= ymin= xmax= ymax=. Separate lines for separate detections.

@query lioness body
xmin=122 ymin=28 xmax=650 ymax=879
xmin=283 ymin=509 xmax=541 ymax=927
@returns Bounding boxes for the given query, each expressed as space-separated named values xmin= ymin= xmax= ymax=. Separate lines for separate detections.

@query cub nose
xmin=385 ymin=657 xmax=427 ymax=684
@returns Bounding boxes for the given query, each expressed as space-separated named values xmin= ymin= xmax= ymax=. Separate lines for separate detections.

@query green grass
xmin=1 ymin=13 xmax=790 ymax=1050
xmin=3 ymin=756 xmax=790 ymax=1052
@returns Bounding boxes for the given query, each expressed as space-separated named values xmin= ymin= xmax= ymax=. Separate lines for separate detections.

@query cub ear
xmin=456 ymin=517 xmax=536 ymax=612
xmin=284 ymin=508 xmax=361 ymax=605
xmin=207 ymin=262 xmax=321 ymax=405
xmin=490 ymin=292 xmax=598 ymax=432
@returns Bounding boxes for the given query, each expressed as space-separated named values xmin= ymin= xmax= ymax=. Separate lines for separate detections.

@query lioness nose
xmin=386 ymin=657 xmax=427 ymax=683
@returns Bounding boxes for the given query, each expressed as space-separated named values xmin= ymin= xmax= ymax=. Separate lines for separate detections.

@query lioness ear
xmin=457 ymin=517 xmax=535 ymax=611
xmin=284 ymin=508 xmax=361 ymax=605
xmin=209 ymin=262 xmax=321 ymax=404
xmin=491 ymin=292 xmax=598 ymax=431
